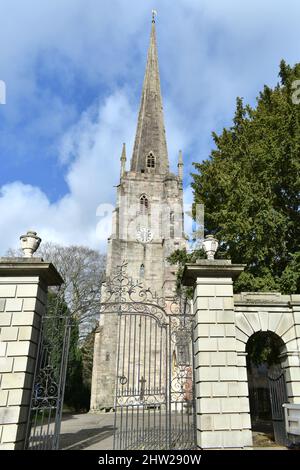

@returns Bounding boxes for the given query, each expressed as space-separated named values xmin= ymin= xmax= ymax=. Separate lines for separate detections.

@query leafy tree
xmin=38 ymin=243 xmax=106 ymax=409
xmin=246 ymin=331 xmax=284 ymax=367
xmin=167 ymin=247 xmax=204 ymax=296
xmin=45 ymin=292 xmax=70 ymax=374
xmin=184 ymin=60 xmax=300 ymax=293
xmin=81 ymin=328 xmax=96 ymax=391
xmin=46 ymin=292 xmax=90 ymax=411
xmin=64 ymin=319 xmax=90 ymax=411
xmin=7 ymin=242 xmax=106 ymax=338
xmin=7 ymin=243 xmax=106 ymax=411
xmin=280 ymin=252 xmax=300 ymax=294
xmin=37 ymin=243 xmax=106 ymax=338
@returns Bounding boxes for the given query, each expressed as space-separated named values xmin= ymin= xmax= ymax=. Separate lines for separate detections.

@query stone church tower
xmin=90 ymin=16 xmax=186 ymax=411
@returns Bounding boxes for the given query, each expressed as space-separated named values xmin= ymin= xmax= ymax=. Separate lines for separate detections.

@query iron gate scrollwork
xmin=24 ymin=301 xmax=71 ymax=450
xmin=100 ymin=263 xmax=196 ymax=450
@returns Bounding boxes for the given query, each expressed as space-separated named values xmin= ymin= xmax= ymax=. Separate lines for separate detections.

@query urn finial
xmin=20 ymin=230 xmax=41 ymax=257
xmin=202 ymin=234 xmax=219 ymax=260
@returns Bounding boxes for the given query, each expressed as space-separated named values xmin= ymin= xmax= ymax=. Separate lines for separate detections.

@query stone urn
xmin=202 ymin=234 xmax=219 ymax=260
xmin=20 ymin=230 xmax=41 ymax=257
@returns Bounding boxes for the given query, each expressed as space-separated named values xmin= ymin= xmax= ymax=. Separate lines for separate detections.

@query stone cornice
xmin=182 ymin=261 xmax=246 ymax=286
xmin=0 ymin=257 xmax=64 ymax=286
xmin=234 ymin=292 xmax=300 ymax=307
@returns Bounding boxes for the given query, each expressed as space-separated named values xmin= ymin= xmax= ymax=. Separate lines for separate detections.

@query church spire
xmin=130 ymin=13 xmax=169 ymax=174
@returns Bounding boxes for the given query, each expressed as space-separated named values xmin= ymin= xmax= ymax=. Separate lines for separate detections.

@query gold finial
xmin=152 ymin=9 xmax=157 ymax=23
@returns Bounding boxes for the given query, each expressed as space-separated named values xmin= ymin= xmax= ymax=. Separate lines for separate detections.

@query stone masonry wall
xmin=193 ymin=277 xmax=252 ymax=449
xmin=234 ymin=293 xmax=300 ymax=404
xmin=0 ymin=276 xmax=47 ymax=449
xmin=193 ymin=284 xmax=300 ymax=449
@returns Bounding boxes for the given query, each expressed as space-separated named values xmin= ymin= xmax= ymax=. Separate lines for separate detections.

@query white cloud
xmin=1 ymin=91 xmax=136 ymax=253
xmin=1 ymin=0 xmax=300 ymax=254
xmin=0 ymin=88 xmax=189 ymax=254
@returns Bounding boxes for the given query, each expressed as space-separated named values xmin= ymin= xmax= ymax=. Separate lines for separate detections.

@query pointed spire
xmin=120 ymin=142 xmax=126 ymax=178
xmin=130 ymin=13 xmax=169 ymax=174
xmin=178 ymin=149 xmax=183 ymax=181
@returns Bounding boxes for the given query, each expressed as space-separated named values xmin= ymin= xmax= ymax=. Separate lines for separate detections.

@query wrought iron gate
xmin=100 ymin=264 xmax=196 ymax=450
xmin=24 ymin=305 xmax=71 ymax=450
xmin=268 ymin=369 xmax=289 ymax=446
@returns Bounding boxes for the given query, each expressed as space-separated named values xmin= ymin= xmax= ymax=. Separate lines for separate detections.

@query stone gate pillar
xmin=0 ymin=257 xmax=63 ymax=449
xmin=183 ymin=260 xmax=253 ymax=449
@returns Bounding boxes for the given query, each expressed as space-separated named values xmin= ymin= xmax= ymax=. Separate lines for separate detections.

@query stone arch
xmin=235 ymin=310 xmax=298 ymax=355
xmin=245 ymin=330 xmax=287 ymax=442
xmin=235 ymin=306 xmax=300 ymax=403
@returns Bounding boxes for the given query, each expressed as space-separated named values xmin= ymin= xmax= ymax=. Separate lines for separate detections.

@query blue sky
xmin=0 ymin=0 xmax=300 ymax=253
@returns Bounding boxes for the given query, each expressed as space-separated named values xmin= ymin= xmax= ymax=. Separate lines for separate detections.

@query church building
xmin=90 ymin=15 xmax=186 ymax=411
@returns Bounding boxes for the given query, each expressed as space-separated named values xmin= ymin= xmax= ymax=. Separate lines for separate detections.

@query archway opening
xmin=246 ymin=331 xmax=287 ymax=446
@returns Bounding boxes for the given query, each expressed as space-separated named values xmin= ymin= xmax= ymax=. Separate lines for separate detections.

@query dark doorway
xmin=246 ymin=331 xmax=288 ymax=446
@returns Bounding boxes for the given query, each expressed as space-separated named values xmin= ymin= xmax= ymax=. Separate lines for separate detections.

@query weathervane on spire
xmin=152 ymin=9 xmax=157 ymax=23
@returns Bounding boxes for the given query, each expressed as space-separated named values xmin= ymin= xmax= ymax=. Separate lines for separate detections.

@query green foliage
xmin=80 ymin=328 xmax=96 ymax=390
xmin=246 ymin=331 xmax=284 ymax=366
xmin=188 ymin=60 xmax=300 ymax=292
xmin=44 ymin=292 xmax=70 ymax=383
xmin=47 ymin=292 xmax=90 ymax=411
xmin=167 ymin=246 xmax=230 ymax=295
xmin=280 ymin=252 xmax=300 ymax=294
xmin=64 ymin=318 xmax=90 ymax=411
xmin=234 ymin=269 xmax=280 ymax=294
xmin=167 ymin=247 xmax=205 ymax=297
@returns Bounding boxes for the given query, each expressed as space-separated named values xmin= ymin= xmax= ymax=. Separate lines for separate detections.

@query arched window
xmin=146 ymin=152 xmax=155 ymax=168
xmin=140 ymin=194 xmax=149 ymax=212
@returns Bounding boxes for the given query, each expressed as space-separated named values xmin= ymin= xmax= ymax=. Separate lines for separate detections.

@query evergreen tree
xmin=47 ymin=292 xmax=90 ymax=411
xmin=81 ymin=328 xmax=96 ymax=391
xmin=188 ymin=60 xmax=300 ymax=292
xmin=63 ymin=318 xmax=90 ymax=411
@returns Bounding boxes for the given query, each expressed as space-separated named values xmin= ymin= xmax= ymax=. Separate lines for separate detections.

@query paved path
xmin=59 ymin=413 xmax=288 ymax=450
xmin=59 ymin=413 xmax=115 ymax=450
